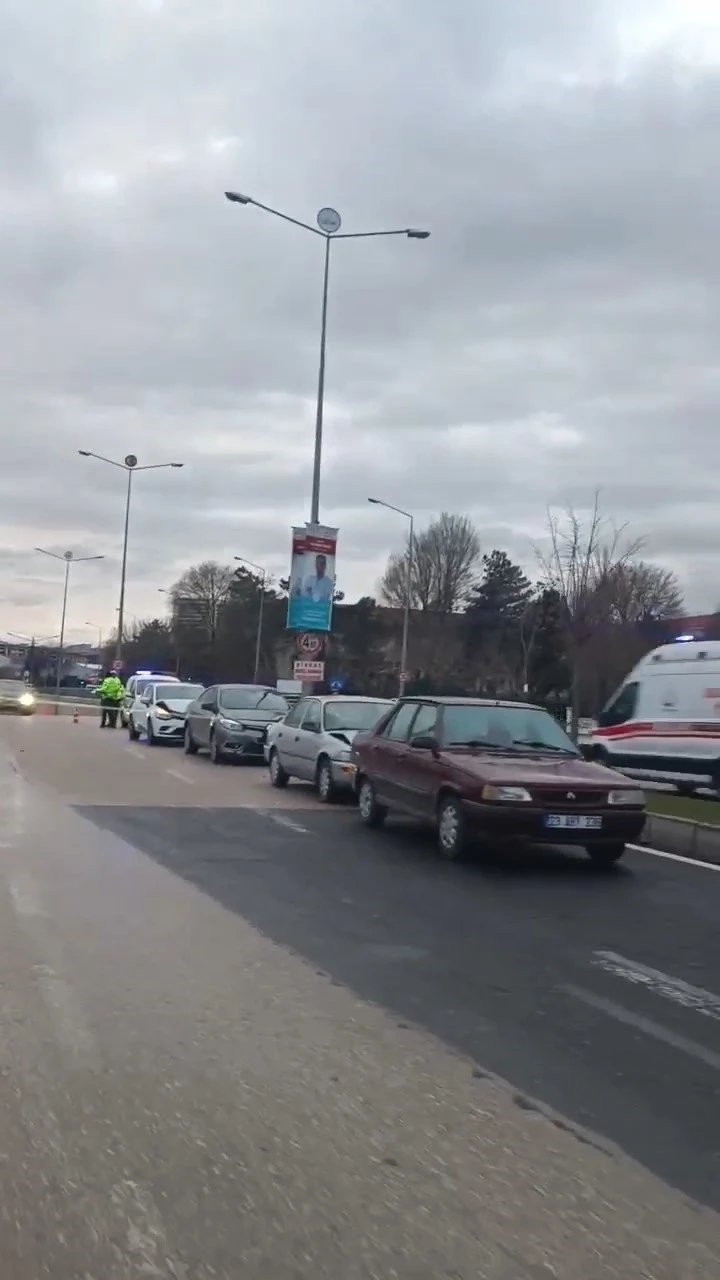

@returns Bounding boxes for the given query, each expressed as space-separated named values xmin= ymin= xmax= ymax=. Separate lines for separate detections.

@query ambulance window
xmin=597 ymin=682 xmax=639 ymax=728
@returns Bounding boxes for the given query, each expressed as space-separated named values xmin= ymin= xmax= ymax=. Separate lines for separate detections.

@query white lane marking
xmin=628 ymin=842 xmax=720 ymax=871
xmin=593 ymin=950 xmax=720 ymax=1023
xmin=264 ymin=812 xmax=310 ymax=834
xmin=562 ymin=983 xmax=720 ymax=1072
xmin=32 ymin=964 xmax=99 ymax=1067
xmin=9 ymin=875 xmax=47 ymax=917
xmin=166 ymin=767 xmax=195 ymax=784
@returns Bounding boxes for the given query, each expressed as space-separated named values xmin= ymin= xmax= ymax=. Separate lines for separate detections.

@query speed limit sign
xmin=297 ymin=632 xmax=324 ymax=657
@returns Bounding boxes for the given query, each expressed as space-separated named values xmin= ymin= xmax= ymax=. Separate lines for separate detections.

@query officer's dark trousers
xmin=100 ymin=698 xmax=119 ymax=728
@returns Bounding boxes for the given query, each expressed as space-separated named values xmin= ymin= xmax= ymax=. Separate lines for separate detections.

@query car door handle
xmin=294 ymin=735 xmax=300 ymax=742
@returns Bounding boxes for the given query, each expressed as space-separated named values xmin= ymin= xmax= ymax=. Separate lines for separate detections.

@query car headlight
xmin=18 ymin=692 xmax=35 ymax=707
xmin=608 ymin=788 xmax=645 ymax=807
xmin=154 ymin=707 xmax=172 ymax=720
xmin=217 ymin=716 xmax=240 ymax=730
xmin=481 ymin=784 xmax=532 ymax=802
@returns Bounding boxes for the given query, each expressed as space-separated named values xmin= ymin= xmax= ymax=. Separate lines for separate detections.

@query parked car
xmin=266 ymin=695 xmax=394 ymax=801
xmin=352 ymin=696 xmax=646 ymax=863
xmin=121 ymin=672 xmax=180 ymax=727
xmin=127 ymin=681 xmax=204 ymax=745
xmin=0 ymin=678 xmax=36 ymax=716
xmin=184 ymin=684 xmax=289 ymax=763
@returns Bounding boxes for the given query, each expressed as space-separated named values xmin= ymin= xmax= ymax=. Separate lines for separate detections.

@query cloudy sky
xmin=2 ymin=0 xmax=719 ymax=642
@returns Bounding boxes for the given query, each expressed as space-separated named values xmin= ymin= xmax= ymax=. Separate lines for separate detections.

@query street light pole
xmin=36 ymin=548 xmax=105 ymax=694
xmin=234 ymin=556 xmax=267 ymax=684
xmin=368 ymin=498 xmax=414 ymax=697
xmin=78 ymin=451 xmax=184 ymax=665
xmin=225 ymin=192 xmax=429 ymax=526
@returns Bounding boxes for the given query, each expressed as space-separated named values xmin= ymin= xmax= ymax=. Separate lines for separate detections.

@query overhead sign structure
xmin=293 ymin=659 xmax=325 ymax=682
xmin=287 ymin=524 xmax=338 ymax=633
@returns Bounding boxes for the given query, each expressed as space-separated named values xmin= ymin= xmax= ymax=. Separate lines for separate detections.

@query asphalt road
xmin=0 ymin=714 xmax=719 ymax=1278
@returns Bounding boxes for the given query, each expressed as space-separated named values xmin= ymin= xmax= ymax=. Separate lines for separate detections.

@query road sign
xmin=328 ymin=676 xmax=345 ymax=693
xmin=297 ymin=632 xmax=324 ymax=657
xmin=293 ymin=659 xmax=325 ymax=682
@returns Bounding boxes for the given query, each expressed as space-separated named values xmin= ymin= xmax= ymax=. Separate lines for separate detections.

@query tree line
xmin=106 ymin=495 xmax=703 ymax=729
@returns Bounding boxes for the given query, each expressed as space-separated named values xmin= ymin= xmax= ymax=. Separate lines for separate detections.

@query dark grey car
xmin=183 ymin=684 xmax=289 ymax=764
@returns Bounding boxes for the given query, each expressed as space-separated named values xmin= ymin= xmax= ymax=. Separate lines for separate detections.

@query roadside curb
xmin=638 ymin=812 xmax=720 ymax=866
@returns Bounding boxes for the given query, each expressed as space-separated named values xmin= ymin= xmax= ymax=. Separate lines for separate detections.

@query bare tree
xmin=380 ymin=513 xmax=481 ymax=615
xmin=536 ymin=494 xmax=643 ymax=739
xmin=600 ymin=559 xmax=683 ymax=625
xmin=171 ymin=561 xmax=236 ymax=641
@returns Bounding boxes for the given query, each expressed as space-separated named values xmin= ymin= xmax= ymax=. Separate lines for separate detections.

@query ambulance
xmin=590 ymin=638 xmax=720 ymax=794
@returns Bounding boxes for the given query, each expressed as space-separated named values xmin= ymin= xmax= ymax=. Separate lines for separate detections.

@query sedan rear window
xmin=324 ymin=701 xmax=393 ymax=733
xmin=441 ymin=704 xmax=577 ymax=754
xmin=219 ymin=688 xmax=288 ymax=712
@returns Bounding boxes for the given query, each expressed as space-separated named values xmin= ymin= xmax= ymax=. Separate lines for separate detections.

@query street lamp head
xmin=406 ymin=229 xmax=430 ymax=240
xmin=124 ymin=454 xmax=138 ymax=469
xmin=78 ymin=449 xmax=91 ymax=457
xmin=170 ymin=462 xmax=184 ymax=468
xmin=63 ymin=551 xmax=73 ymax=561
xmin=225 ymin=190 xmax=252 ymax=205
xmin=367 ymin=497 xmax=381 ymax=505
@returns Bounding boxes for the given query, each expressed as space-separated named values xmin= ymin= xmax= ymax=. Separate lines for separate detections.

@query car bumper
xmin=462 ymin=800 xmax=646 ymax=845
xmin=330 ymin=759 xmax=357 ymax=789
xmin=0 ymin=705 xmax=35 ymax=715
xmin=218 ymin=730 xmax=267 ymax=758
xmin=153 ymin=719 xmax=186 ymax=740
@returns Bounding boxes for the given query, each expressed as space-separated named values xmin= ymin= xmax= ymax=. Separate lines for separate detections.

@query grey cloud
xmin=1 ymin=0 xmax=719 ymax=635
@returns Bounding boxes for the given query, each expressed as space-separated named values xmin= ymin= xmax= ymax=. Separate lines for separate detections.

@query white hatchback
xmin=127 ymin=681 xmax=205 ymax=746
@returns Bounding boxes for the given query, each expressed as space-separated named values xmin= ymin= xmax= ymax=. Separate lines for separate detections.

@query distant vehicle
xmin=591 ymin=639 xmax=720 ymax=794
xmin=127 ymin=682 xmax=204 ymax=745
xmin=0 ymin=678 xmax=36 ymax=716
xmin=352 ymin=696 xmax=646 ymax=863
xmin=184 ymin=685 xmax=288 ymax=764
xmin=266 ymin=695 xmax=393 ymax=801
xmin=121 ymin=672 xmax=180 ymax=727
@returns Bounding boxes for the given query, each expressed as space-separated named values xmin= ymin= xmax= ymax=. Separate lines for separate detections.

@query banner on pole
xmin=286 ymin=524 xmax=338 ymax=633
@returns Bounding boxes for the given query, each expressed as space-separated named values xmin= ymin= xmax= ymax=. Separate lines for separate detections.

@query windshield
xmin=156 ymin=684 xmax=203 ymax=701
xmin=219 ymin=688 xmax=288 ymax=713
xmin=441 ymin=704 xmax=578 ymax=754
xmin=324 ymin=700 xmax=393 ymax=733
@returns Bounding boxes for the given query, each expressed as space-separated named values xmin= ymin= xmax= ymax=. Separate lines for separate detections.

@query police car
xmin=120 ymin=671 xmax=180 ymax=727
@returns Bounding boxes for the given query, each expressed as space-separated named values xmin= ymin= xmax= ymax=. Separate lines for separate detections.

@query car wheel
xmin=269 ymin=750 xmax=289 ymax=788
xmin=209 ymin=733 xmax=224 ymax=765
xmin=146 ymin=719 xmax=156 ymax=745
xmin=587 ymin=843 xmax=626 ymax=867
xmin=316 ymin=757 xmax=336 ymax=804
xmin=357 ymin=778 xmax=387 ymax=829
xmin=436 ymin=794 xmax=467 ymax=861
xmin=184 ymin=724 xmax=198 ymax=755
xmin=128 ymin=718 xmax=140 ymax=742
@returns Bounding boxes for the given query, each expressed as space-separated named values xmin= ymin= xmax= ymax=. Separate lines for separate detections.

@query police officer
xmin=98 ymin=670 xmax=124 ymax=728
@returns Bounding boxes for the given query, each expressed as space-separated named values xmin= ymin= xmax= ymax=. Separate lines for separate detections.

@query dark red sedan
xmin=351 ymin=697 xmax=646 ymax=863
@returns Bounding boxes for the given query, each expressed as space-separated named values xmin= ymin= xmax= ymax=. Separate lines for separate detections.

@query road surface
xmin=0 ymin=713 xmax=718 ymax=1278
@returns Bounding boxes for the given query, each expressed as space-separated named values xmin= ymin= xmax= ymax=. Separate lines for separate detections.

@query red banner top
xmin=292 ymin=532 xmax=337 ymax=556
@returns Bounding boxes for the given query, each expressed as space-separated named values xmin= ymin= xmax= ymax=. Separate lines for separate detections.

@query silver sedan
xmin=265 ymin=695 xmax=394 ymax=802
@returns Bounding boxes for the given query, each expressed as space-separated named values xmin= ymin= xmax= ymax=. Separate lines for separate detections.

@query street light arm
xmin=73 ymin=555 xmax=105 ymax=563
xmin=134 ymin=462 xmax=184 ymax=471
xmin=78 ymin=450 xmax=126 ymax=469
xmin=35 ymin=546 xmax=64 ymax=560
xmin=334 ymin=228 xmax=430 ymax=240
xmin=367 ymin=497 xmax=413 ymax=521
xmin=234 ymin=555 xmax=265 ymax=578
xmin=225 ymin=192 xmax=321 ymax=237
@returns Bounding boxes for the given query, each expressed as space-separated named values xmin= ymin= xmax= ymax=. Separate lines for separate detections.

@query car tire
xmin=209 ymin=733 xmax=224 ymax=765
xmin=269 ymin=750 xmax=289 ymax=788
xmin=436 ymin=794 xmax=467 ymax=861
xmin=146 ymin=719 xmax=156 ymax=746
xmin=357 ymin=778 xmax=387 ymax=829
xmin=587 ymin=843 xmax=626 ymax=867
xmin=316 ymin=757 xmax=336 ymax=804
xmin=128 ymin=718 xmax=140 ymax=742
xmin=184 ymin=724 xmax=198 ymax=755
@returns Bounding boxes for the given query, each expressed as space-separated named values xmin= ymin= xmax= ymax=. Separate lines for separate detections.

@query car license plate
xmin=544 ymin=814 xmax=602 ymax=830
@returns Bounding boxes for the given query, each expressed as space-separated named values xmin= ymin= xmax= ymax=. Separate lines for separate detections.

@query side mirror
xmin=410 ymin=734 xmax=439 ymax=754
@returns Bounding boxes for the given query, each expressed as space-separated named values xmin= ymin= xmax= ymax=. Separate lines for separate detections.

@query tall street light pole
xmin=78 ymin=451 xmax=184 ymax=665
xmin=225 ymin=191 xmax=430 ymax=526
xmin=368 ymin=497 xmax=415 ymax=698
xmin=234 ymin=556 xmax=267 ymax=684
xmin=36 ymin=548 xmax=105 ymax=694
